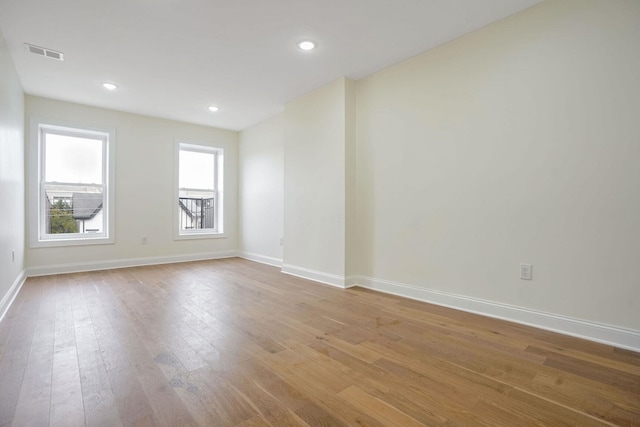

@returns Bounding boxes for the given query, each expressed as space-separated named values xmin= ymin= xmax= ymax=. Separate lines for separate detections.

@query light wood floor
xmin=0 ymin=258 xmax=638 ymax=426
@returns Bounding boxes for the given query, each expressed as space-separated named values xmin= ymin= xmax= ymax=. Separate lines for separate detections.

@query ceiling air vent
xmin=24 ymin=43 xmax=64 ymax=61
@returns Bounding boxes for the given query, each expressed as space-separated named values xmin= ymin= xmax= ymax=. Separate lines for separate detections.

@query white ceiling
xmin=0 ymin=0 xmax=541 ymax=131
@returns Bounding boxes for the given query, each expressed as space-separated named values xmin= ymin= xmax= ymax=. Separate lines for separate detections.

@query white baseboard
xmin=26 ymin=251 xmax=238 ymax=277
xmin=282 ymin=264 xmax=348 ymax=289
xmin=344 ymin=276 xmax=359 ymax=289
xmin=238 ymin=251 xmax=282 ymax=267
xmin=355 ymin=276 xmax=640 ymax=353
xmin=0 ymin=270 xmax=26 ymax=323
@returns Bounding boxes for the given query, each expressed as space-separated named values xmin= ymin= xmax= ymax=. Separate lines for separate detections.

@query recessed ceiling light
xmin=297 ymin=41 xmax=316 ymax=51
xmin=208 ymin=106 xmax=220 ymax=112
xmin=102 ymin=82 xmax=117 ymax=91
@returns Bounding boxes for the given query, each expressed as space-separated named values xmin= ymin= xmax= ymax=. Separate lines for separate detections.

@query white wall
xmin=26 ymin=96 xmax=239 ymax=273
xmin=355 ymin=0 xmax=640 ymax=330
xmin=239 ymin=113 xmax=284 ymax=265
xmin=0 ymin=31 xmax=25 ymax=314
xmin=344 ymin=79 xmax=357 ymax=280
xmin=283 ymin=78 xmax=350 ymax=284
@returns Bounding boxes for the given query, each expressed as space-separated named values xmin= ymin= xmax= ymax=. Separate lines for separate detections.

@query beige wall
xmin=239 ymin=113 xmax=284 ymax=264
xmin=26 ymin=96 xmax=239 ymax=271
xmin=344 ymin=78 xmax=357 ymax=280
xmin=355 ymin=0 xmax=640 ymax=329
xmin=0 ymin=31 xmax=25 ymax=307
xmin=283 ymin=77 xmax=350 ymax=282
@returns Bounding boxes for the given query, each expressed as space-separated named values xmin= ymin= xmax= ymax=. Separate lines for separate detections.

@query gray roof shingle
xmin=72 ymin=193 xmax=103 ymax=220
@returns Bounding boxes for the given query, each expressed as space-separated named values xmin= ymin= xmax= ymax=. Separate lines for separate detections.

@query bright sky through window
xmin=179 ymin=150 xmax=214 ymax=190
xmin=44 ymin=133 xmax=103 ymax=184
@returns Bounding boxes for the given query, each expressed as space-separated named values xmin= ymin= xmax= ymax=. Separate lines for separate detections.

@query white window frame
xmin=174 ymin=140 xmax=225 ymax=240
xmin=29 ymin=118 xmax=115 ymax=247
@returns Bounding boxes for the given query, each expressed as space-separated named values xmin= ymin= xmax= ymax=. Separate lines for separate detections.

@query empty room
xmin=1 ymin=0 xmax=639 ymax=425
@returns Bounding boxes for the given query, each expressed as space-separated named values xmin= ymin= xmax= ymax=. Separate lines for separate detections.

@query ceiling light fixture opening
xmin=102 ymin=82 xmax=118 ymax=91
xmin=297 ymin=40 xmax=316 ymax=51
xmin=208 ymin=106 xmax=220 ymax=112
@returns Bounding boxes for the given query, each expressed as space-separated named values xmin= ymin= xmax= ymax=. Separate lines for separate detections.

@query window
xmin=30 ymin=119 xmax=115 ymax=247
xmin=175 ymin=141 xmax=224 ymax=238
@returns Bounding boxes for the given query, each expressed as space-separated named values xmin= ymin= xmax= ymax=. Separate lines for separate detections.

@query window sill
xmin=30 ymin=236 xmax=115 ymax=248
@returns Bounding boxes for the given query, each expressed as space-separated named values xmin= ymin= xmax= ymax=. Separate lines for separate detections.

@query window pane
xmin=45 ymin=132 xmax=103 ymax=184
xmin=44 ymin=184 xmax=104 ymax=235
xmin=179 ymin=150 xmax=214 ymax=190
xmin=178 ymin=192 xmax=215 ymax=231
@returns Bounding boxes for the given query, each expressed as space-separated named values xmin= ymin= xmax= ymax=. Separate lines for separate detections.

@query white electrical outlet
xmin=142 ymin=237 xmax=148 ymax=245
xmin=280 ymin=237 xmax=284 ymax=246
xmin=520 ymin=263 xmax=532 ymax=280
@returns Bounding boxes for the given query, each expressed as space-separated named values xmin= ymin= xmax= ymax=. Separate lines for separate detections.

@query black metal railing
xmin=179 ymin=197 xmax=215 ymax=230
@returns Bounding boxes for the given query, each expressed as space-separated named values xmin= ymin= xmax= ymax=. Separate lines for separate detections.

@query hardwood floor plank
xmin=0 ymin=279 xmax=28 ymax=362
xmin=526 ymin=344 xmax=640 ymax=376
xmin=251 ymin=356 xmax=389 ymax=426
xmin=338 ymin=385 xmax=424 ymax=427
xmin=530 ymin=371 xmax=639 ymax=426
xmin=0 ymin=258 xmax=638 ymax=426
xmin=234 ymin=415 xmax=271 ymax=427
xmin=11 ymin=282 xmax=55 ymax=426
xmin=224 ymin=367 xmax=309 ymax=427
xmin=50 ymin=346 xmax=85 ymax=427
xmin=293 ymin=401 xmax=348 ymax=427
xmin=531 ymin=347 xmax=640 ymax=393
xmin=98 ymin=273 xmax=197 ymax=427
xmin=168 ymin=367 xmax=249 ymax=426
xmin=234 ymin=360 xmax=312 ymax=413
xmin=0 ymin=280 xmax=42 ymax=426
xmin=84 ymin=280 xmax=158 ymax=426
xmin=73 ymin=279 xmax=123 ymax=427
xmin=305 ymin=340 xmax=461 ymax=425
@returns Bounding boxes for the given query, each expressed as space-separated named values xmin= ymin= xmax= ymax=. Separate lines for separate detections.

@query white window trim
xmin=174 ymin=140 xmax=226 ymax=240
xmin=29 ymin=117 xmax=116 ymax=248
